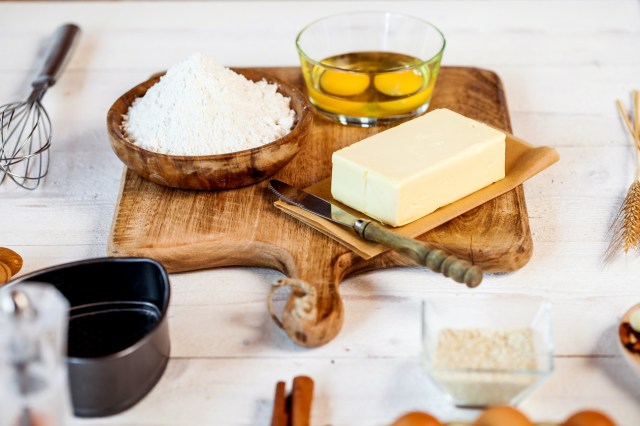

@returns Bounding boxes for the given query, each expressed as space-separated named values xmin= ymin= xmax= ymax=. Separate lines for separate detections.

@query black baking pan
xmin=8 ymin=257 xmax=171 ymax=418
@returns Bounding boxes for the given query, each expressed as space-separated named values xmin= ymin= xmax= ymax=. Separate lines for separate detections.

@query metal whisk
xmin=0 ymin=24 xmax=80 ymax=190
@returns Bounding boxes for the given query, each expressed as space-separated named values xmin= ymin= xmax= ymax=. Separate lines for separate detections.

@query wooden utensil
xmin=268 ymin=179 xmax=482 ymax=287
xmin=108 ymin=67 xmax=534 ymax=347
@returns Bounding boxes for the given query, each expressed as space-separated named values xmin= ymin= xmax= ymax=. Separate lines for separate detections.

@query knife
xmin=268 ymin=180 xmax=482 ymax=287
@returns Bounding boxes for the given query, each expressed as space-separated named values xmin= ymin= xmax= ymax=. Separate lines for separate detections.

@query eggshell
xmin=563 ymin=410 xmax=617 ymax=426
xmin=473 ymin=406 xmax=534 ymax=426
xmin=390 ymin=411 xmax=443 ymax=426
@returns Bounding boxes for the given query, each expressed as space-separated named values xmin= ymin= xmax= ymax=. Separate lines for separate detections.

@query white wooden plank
xmin=1 ymin=64 xmax=636 ymax=135
xmin=6 ymin=241 xmax=639 ymax=360
xmin=166 ymin=269 xmax=638 ymax=358
xmin=65 ymin=357 xmax=640 ymax=426
xmin=510 ymin=112 xmax=628 ymax=147
xmin=1 ymin=30 xmax=638 ymax=77
xmin=0 ymin=1 xmax=639 ymax=76
xmin=1 ymin=1 xmax=637 ymax=35
xmin=7 ymin=238 xmax=640 ymax=362
xmin=0 ymin=145 xmax=633 ymax=241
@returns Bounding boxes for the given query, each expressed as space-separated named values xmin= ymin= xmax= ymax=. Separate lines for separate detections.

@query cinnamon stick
xmin=270 ymin=381 xmax=288 ymax=426
xmin=290 ymin=376 xmax=314 ymax=426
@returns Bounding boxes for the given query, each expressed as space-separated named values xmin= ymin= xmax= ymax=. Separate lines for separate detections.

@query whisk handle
xmin=32 ymin=24 xmax=81 ymax=89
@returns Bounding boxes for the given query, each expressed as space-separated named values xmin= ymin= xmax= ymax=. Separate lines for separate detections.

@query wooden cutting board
xmin=108 ymin=66 xmax=532 ymax=347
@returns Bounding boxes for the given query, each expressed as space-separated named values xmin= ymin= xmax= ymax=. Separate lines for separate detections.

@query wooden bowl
xmin=106 ymin=69 xmax=313 ymax=190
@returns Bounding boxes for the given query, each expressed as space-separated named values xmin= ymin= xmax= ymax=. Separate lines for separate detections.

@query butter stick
xmin=331 ymin=108 xmax=506 ymax=227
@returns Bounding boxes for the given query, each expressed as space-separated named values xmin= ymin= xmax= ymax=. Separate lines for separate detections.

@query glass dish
xmin=296 ymin=11 xmax=445 ymax=127
xmin=421 ymin=296 xmax=553 ymax=408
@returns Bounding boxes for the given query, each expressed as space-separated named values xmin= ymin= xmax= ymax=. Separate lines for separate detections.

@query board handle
xmin=268 ymin=278 xmax=343 ymax=347
xmin=354 ymin=220 xmax=483 ymax=287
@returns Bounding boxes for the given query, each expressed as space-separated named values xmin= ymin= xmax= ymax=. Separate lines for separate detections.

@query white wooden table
xmin=2 ymin=1 xmax=640 ymax=425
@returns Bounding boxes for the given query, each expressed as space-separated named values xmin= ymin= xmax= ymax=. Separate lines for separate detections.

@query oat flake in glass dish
xmin=421 ymin=296 xmax=553 ymax=408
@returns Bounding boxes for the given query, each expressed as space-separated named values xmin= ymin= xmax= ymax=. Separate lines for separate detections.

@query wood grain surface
xmin=108 ymin=66 xmax=532 ymax=346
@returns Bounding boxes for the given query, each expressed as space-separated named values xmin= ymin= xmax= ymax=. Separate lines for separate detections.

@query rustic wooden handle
xmin=268 ymin=278 xmax=344 ymax=347
xmin=355 ymin=221 xmax=483 ymax=287
xmin=0 ymin=248 xmax=23 ymax=285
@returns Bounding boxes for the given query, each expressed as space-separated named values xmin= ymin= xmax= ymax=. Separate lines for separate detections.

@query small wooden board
xmin=108 ymin=67 xmax=533 ymax=344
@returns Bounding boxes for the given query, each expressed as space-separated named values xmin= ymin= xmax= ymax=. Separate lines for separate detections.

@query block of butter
xmin=331 ymin=108 xmax=506 ymax=227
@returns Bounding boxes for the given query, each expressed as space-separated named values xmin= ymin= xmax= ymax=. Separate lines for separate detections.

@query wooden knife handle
xmin=354 ymin=220 xmax=483 ymax=288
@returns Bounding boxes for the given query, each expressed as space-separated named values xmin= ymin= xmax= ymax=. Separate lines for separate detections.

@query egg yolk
xmin=319 ymin=69 xmax=370 ymax=96
xmin=378 ymin=86 xmax=433 ymax=112
xmin=307 ymin=85 xmax=368 ymax=115
xmin=374 ymin=69 xmax=427 ymax=97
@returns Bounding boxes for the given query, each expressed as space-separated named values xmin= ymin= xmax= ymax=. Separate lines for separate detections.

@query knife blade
xmin=268 ymin=180 xmax=483 ymax=287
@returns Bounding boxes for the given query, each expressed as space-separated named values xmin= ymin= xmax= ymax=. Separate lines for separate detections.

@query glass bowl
xmin=421 ymin=296 xmax=553 ymax=408
xmin=296 ymin=11 xmax=445 ymax=127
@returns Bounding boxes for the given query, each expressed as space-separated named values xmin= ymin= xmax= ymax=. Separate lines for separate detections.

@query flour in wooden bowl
xmin=123 ymin=53 xmax=295 ymax=156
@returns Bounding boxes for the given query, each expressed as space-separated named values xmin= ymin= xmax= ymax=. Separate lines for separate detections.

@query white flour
xmin=123 ymin=53 xmax=295 ymax=155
